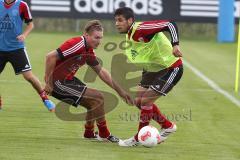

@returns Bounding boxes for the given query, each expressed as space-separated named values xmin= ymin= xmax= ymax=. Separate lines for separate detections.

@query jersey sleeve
xmin=136 ymin=20 xmax=180 ymax=46
xmin=86 ymin=49 xmax=99 ymax=66
xmin=20 ymin=1 xmax=33 ymax=23
xmin=57 ymin=38 xmax=85 ymax=60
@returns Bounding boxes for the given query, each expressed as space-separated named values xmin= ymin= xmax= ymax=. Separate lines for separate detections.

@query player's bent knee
xmin=82 ymin=89 xmax=105 ymax=109
xmin=93 ymin=92 xmax=104 ymax=104
xmin=88 ymin=93 xmax=104 ymax=106
xmin=140 ymin=98 xmax=154 ymax=107
xmin=22 ymin=71 xmax=34 ymax=82
xmin=23 ymin=74 xmax=33 ymax=82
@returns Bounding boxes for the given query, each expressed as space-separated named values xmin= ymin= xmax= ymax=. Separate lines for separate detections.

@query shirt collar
xmin=4 ymin=0 xmax=16 ymax=5
xmin=127 ymin=22 xmax=135 ymax=39
xmin=83 ymin=36 xmax=92 ymax=52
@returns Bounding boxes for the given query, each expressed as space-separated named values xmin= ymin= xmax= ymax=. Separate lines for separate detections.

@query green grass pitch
xmin=0 ymin=32 xmax=240 ymax=160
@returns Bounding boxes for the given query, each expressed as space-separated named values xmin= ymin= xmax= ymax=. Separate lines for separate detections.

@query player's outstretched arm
xmin=44 ymin=50 xmax=59 ymax=95
xmin=91 ymin=64 xmax=134 ymax=105
xmin=17 ymin=21 xmax=34 ymax=42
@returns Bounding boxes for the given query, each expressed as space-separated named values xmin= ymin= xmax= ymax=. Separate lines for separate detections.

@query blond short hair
xmin=84 ymin=20 xmax=103 ymax=34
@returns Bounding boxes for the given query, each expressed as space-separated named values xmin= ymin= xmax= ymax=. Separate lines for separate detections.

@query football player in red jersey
xmin=44 ymin=20 xmax=133 ymax=143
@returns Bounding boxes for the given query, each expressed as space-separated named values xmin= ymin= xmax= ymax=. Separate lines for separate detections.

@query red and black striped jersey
xmin=53 ymin=36 xmax=99 ymax=81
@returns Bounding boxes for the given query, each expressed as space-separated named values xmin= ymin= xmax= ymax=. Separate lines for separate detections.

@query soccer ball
xmin=138 ymin=125 xmax=161 ymax=148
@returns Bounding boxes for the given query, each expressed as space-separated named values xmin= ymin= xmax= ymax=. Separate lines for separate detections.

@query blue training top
xmin=0 ymin=0 xmax=24 ymax=51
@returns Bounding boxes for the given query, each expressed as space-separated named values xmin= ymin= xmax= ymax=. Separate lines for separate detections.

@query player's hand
xmin=44 ymin=83 xmax=53 ymax=95
xmin=16 ymin=34 xmax=26 ymax=42
xmin=119 ymin=91 xmax=134 ymax=106
xmin=172 ymin=45 xmax=183 ymax=57
xmin=133 ymin=98 xmax=141 ymax=108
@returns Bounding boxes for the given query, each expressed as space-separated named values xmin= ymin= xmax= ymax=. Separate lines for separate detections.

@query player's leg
xmin=136 ymin=89 xmax=175 ymax=142
xmin=119 ymin=66 xmax=183 ymax=146
xmin=135 ymin=86 xmax=172 ymax=130
xmin=52 ymin=78 xmax=119 ymax=142
xmin=134 ymin=86 xmax=147 ymax=109
xmin=133 ymin=86 xmax=157 ymax=138
xmin=80 ymin=88 xmax=106 ymax=138
xmin=147 ymin=66 xmax=183 ymax=142
xmin=125 ymin=70 xmax=169 ymax=145
xmin=22 ymin=71 xmax=43 ymax=92
xmin=133 ymin=72 xmax=162 ymax=136
xmin=52 ymin=79 xmax=96 ymax=138
xmin=80 ymin=88 xmax=119 ymax=142
xmin=0 ymin=52 xmax=8 ymax=110
xmin=8 ymin=49 xmax=55 ymax=111
xmin=119 ymin=88 xmax=160 ymax=147
xmin=52 ymin=79 xmax=98 ymax=138
xmin=136 ymin=87 xmax=172 ymax=126
xmin=0 ymin=52 xmax=8 ymax=74
xmin=22 ymin=72 xmax=56 ymax=111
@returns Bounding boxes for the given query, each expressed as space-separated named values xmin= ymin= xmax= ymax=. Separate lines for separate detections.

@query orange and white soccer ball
xmin=138 ymin=125 xmax=161 ymax=148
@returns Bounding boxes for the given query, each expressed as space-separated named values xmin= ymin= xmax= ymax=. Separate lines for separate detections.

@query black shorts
xmin=0 ymin=48 xmax=32 ymax=75
xmin=140 ymin=65 xmax=183 ymax=96
xmin=52 ymin=77 xmax=87 ymax=107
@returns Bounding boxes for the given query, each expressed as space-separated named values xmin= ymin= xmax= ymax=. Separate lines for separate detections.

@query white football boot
xmin=159 ymin=123 xmax=177 ymax=143
xmin=95 ymin=133 xmax=120 ymax=143
xmin=118 ymin=136 xmax=140 ymax=147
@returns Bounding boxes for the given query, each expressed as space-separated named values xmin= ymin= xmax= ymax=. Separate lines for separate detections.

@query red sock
xmin=84 ymin=124 xmax=95 ymax=138
xmin=39 ymin=90 xmax=49 ymax=101
xmin=134 ymin=106 xmax=153 ymax=141
xmin=152 ymin=104 xmax=172 ymax=129
xmin=97 ymin=121 xmax=110 ymax=138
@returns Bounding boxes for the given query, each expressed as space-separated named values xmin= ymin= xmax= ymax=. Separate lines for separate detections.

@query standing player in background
xmin=0 ymin=0 xmax=55 ymax=111
xmin=114 ymin=7 xmax=183 ymax=146
xmin=44 ymin=20 xmax=133 ymax=142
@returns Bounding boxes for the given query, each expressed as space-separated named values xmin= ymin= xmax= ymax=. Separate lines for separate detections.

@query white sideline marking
xmin=184 ymin=61 xmax=240 ymax=107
